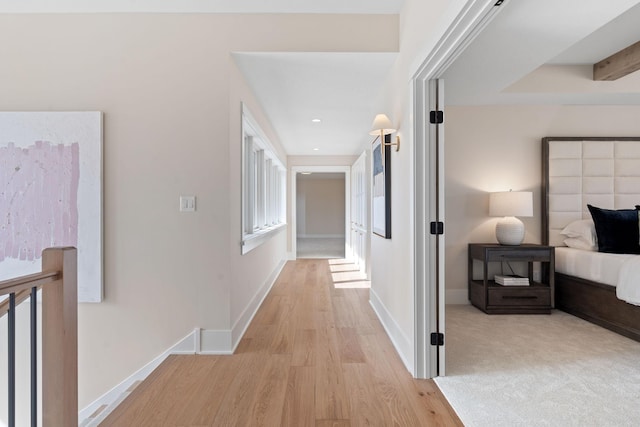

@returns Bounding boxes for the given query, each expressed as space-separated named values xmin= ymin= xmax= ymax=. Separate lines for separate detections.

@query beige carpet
xmin=436 ymin=305 xmax=640 ymax=427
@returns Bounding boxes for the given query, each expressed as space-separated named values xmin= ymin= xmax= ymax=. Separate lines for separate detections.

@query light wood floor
xmin=100 ymin=259 xmax=462 ymax=426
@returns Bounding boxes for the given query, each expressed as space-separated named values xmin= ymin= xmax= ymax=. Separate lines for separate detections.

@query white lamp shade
xmin=369 ymin=114 xmax=396 ymax=136
xmin=489 ymin=191 xmax=533 ymax=217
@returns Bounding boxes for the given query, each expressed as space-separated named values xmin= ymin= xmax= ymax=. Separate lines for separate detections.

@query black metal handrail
xmin=1 ymin=270 xmax=61 ymax=427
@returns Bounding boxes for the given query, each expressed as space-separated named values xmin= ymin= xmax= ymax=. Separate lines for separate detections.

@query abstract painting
xmin=372 ymin=134 xmax=391 ymax=238
xmin=0 ymin=112 xmax=102 ymax=302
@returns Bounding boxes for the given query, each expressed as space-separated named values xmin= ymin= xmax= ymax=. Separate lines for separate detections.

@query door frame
xmin=412 ymin=0 xmax=507 ymax=378
xmin=290 ymin=165 xmax=351 ymax=260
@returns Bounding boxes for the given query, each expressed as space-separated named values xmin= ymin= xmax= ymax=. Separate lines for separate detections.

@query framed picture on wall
xmin=372 ymin=134 xmax=391 ymax=238
xmin=0 ymin=112 xmax=103 ymax=302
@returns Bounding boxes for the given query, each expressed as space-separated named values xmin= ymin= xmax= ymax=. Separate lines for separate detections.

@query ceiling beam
xmin=593 ymin=40 xmax=640 ymax=81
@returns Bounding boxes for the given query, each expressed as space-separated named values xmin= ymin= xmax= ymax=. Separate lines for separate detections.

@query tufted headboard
xmin=542 ymin=137 xmax=640 ymax=247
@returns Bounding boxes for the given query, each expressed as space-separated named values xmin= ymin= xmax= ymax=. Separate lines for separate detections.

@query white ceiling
xmin=7 ymin=0 xmax=640 ymax=155
xmin=548 ymin=2 xmax=640 ymax=65
xmin=239 ymin=0 xmax=640 ymax=156
xmin=2 ymin=0 xmax=405 ymax=14
xmin=443 ymin=0 xmax=640 ymax=105
xmin=234 ymin=52 xmax=397 ymax=156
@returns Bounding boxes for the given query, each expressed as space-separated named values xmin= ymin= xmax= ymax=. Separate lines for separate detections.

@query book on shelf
xmin=494 ymin=274 xmax=530 ymax=286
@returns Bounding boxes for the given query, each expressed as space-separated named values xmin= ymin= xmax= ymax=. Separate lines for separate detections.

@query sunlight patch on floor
xmin=328 ymin=259 xmax=370 ymax=289
xmin=328 ymin=258 xmax=353 ymax=265
xmin=329 ymin=263 xmax=361 ymax=273
xmin=332 ymin=280 xmax=371 ymax=289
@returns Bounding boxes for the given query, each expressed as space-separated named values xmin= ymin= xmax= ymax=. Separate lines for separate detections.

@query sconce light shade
xmin=369 ymin=114 xmax=396 ymax=136
xmin=489 ymin=191 xmax=533 ymax=245
xmin=369 ymin=113 xmax=400 ymax=153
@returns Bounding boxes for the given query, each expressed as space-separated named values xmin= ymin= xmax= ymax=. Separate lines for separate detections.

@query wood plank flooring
xmin=100 ymin=259 xmax=462 ymax=426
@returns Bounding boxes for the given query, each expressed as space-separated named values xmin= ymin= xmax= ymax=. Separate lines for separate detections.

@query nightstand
xmin=468 ymin=243 xmax=555 ymax=314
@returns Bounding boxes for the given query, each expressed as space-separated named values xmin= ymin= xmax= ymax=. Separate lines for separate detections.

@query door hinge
xmin=430 ymin=221 xmax=444 ymax=235
xmin=429 ymin=110 xmax=444 ymax=124
xmin=430 ymin=332 xmax=444 ymax=346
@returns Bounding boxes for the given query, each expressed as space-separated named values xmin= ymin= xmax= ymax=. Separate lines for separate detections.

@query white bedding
xmin=618 ymin=257 xmax=640 ymax=306
xmin=555 ymin=247 xmax=633 ymax=287
xmin=555 ymin=247 xmax=640 ymax=305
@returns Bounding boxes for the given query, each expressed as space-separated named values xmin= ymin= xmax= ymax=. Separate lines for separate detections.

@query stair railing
xmin=0 ymin=247 xmax=77 ymax=427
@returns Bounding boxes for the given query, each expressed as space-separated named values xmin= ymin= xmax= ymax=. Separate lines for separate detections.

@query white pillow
xmin=563 ymin=237 xmax=597 ymax=251
xmin=560 ymin=219 xmax=597 ymax=250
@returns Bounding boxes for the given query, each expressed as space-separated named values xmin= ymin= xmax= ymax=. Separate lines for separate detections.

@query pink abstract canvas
xmin=0 ymin=111 xmax=102 ymax=302
xmin=0 ymin=141 xmax=80 ymax=262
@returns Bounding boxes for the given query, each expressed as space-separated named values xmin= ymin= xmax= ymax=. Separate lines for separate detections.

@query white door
xmin=412 ymin=0 xmax=507 ymax=379
xmin=429 ymin=79 xmax=446 ymax=375
xmin=413 ymin=78 xmax=446 ymax=379
xmin=351 ymin=152 xmax=369 ymax=275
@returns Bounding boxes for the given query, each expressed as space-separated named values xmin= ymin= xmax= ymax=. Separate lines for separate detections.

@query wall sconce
xmin=369 ymin=114 xmax=400 ymax=154
xmin=489 ymin=190 xmax=533 ymax=245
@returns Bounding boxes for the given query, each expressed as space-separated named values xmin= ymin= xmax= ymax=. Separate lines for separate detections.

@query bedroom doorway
xmin=411 ymin=0 xmax=506 ymax=378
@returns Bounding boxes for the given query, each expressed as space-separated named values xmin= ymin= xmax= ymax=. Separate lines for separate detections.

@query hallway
xmin=99 ymin=259 xmax=460 ymax=426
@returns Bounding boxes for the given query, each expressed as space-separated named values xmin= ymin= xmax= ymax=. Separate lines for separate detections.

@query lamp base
xmin=495 ymin=216 xmax=525 ymax=246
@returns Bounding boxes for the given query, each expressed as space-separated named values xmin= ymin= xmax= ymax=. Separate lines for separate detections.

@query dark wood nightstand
xmin=468 ymin=243 xmax=555 ymax=314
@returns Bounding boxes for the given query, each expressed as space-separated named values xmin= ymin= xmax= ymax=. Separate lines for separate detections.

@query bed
xmin=542 ymin=137 xmax=640 ymax=342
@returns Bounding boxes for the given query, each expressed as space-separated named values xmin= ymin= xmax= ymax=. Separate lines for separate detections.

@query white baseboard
xmin=80 ymin=330 xmax=197 ymax=425
xmin=80 ymin=324 xmax=257 ymax=424
xmin=287 ymin=251 xmax=296 ymax=260
xmin=80 ymin=258 xmax=288 ymax=425
xmin=369 ymin=288 xmax=414 ymax=374
xmin=198 ymin=329 xmax=233 ymax=355
xmin=446 ymin=289 xmax=470 ymax=305
xmin=230 ymin=259 xmax=286 ymax=351
xmin=298 ymin=234 xmax=345 ymax=238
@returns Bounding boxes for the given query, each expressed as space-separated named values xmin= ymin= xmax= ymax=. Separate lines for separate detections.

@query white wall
xmin=0 ymin=13 xmax=397 ymax=408
xmin=228 ymin=59 xmax=289 ymax=347
xmin=444 ymin=105 xmax=640 ymax=303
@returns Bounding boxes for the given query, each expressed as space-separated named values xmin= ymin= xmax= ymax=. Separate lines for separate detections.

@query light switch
xmin=180 ymin=196 xmax=196 ymax=212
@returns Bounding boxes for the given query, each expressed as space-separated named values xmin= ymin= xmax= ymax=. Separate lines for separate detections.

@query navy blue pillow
xmin=587 ymin=205 xmax=640 ymax=254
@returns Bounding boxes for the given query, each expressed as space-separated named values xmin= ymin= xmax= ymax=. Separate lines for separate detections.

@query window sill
xmin=242 ymin=223 xmax=286 ymax=255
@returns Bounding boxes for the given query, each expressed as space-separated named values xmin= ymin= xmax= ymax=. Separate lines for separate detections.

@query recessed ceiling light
xmin=311 ymin=118 xmax=322 ymax=123
xmin=313 ymin=148 xmax=319 ymax=151
xmin=301 ymin=172 xmax=312 ymax=175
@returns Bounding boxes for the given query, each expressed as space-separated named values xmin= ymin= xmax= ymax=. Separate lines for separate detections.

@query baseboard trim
xmin=198 ymin=329 xmax=233 ymax=355
xmin=369 ymin=288 xmax=414 ymax=374
xmin=81 ymin=258 xmax=287 ymax=424
xmin=79 ymin=330 xmax=196 ymax=425
xmin=287 ymin=251 xmax=296 ymax=260
xmin=298 ymin=234 xmax=345 ymax=239
xmin=446 ymin=289 xmax=470 ymax=305
xmin=230 ymin=258 xmax=286 ymax=351
xmin=80 ymin=327 xmax=239 ymax=425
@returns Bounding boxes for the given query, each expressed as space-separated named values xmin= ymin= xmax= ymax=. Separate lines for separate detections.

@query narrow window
xmin=241 ymin=104 xmax=286 ymax=254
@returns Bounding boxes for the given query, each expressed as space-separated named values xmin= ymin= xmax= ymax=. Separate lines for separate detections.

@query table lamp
xmin=489 ymin=190 xmax=533 ymax=245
